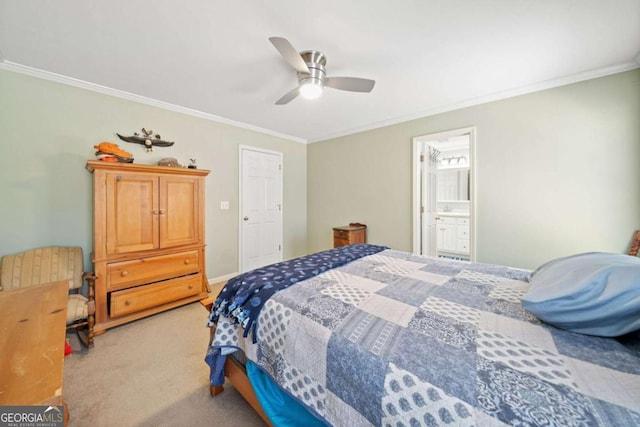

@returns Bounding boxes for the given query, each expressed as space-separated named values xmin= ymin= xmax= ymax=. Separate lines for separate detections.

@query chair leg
xmin=87 ymin=308 xmax=95 ymax=347
xmin=84 ymin=272 xmax=97 ymax=348
xmin=76 ymin=327 xmax=92 ymax=348
xmin=67 ymin=321 xmax=94 ymax=348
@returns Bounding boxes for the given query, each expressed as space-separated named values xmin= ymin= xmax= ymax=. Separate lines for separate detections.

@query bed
xmin=204 ymin=244 xmax=640 ymax=426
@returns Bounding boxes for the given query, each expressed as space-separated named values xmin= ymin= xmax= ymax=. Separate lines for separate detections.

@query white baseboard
xmin=208 ymin=272 xmax=238 ymax=285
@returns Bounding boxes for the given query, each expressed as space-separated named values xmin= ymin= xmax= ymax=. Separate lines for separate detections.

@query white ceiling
xmin=1 ymin=1 xmax=639 ymax=143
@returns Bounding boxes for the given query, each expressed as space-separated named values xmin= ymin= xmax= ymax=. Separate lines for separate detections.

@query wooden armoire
xmin=86 ymin=160 xmax=210 ymax=335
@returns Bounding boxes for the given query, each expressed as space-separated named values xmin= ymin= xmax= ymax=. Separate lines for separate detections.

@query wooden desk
xmin=0 ymin=280 xmax=68 ymax=409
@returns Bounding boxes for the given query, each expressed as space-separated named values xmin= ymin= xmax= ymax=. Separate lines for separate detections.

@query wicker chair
xmin=0 ymin=246 xmax=96 ymax=347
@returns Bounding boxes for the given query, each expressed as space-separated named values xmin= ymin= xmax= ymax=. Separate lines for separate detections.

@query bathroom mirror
xmin=437 ymin=168 xmax=469 ymax=201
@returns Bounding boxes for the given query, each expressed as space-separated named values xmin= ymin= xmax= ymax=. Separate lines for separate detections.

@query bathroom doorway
xmin=412 ymin=127 xmax=475 ymax=260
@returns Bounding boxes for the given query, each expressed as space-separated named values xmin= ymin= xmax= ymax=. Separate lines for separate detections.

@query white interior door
xmin=421 ymin=145 xmax=438 ymax=256
xmin=239 ymin=147 xmax=283 ymax=272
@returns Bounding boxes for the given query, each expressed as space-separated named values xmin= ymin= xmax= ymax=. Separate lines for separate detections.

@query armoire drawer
xmin=110 ymin=274 xmax=202 ymax=318
xmin=107 ymin=250 xmax=200 ymax=291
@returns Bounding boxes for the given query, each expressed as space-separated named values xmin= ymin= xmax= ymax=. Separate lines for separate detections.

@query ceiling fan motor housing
xmin=298 ymin=50 xmax=326 ymax=87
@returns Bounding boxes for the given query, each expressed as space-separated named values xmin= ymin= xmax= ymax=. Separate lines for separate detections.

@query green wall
xmin=3 ymin=68 xmax=638 ymax=275
xmin=0 ymin=70 xmax=307 ymax=279
xmin=308 ymin=69 xmax=640 ymax=269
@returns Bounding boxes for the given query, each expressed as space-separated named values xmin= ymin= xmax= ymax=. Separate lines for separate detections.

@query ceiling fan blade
xmin=325 ymin=77 xmax=375 ymax=93
xmin=275 ymin=86 xmax=300 ymax=105
xmin=269 ymin=37 xmax=310 ymax=74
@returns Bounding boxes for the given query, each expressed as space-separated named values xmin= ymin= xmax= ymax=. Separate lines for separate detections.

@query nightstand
xmin=333 ymin=223 xmax=367 ymax=248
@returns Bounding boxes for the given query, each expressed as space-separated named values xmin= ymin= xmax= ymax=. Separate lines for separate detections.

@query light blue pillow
xmin=522 ymin=252 xmax=640 ymax=337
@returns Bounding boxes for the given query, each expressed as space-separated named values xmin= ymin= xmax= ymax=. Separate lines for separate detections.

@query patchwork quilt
xmin=208 ymin=249 xmax=640 ymax=426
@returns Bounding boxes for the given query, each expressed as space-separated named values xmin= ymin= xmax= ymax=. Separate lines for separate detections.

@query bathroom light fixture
xmin=441 ymin=155 xmax=468 ymax=167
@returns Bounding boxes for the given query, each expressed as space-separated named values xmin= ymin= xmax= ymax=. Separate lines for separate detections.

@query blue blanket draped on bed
xmin=207 ymin=243 xmax=388 ymax=343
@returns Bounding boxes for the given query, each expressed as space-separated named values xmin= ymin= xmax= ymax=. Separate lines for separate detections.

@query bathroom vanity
xmin=435 ymin=211 xmax=470 ymax=259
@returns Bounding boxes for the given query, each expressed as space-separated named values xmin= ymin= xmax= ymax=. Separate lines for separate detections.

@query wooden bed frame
xmin=200 ymin=297 xmax=273 ymax=427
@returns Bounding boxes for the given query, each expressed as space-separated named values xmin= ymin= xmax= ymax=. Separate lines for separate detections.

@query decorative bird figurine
xmin=117 ymin=128 xmax=175 ymax=152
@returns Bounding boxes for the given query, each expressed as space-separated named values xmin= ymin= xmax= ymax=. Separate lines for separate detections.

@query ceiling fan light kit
xmin=299 ymin=80 xmax=323 ymax=99
xmin=269 ymin=36 xmax=375 ymax=105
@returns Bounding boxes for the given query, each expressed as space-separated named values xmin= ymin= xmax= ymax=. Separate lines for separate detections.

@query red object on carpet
xmin=64 ymin=339 xmax=72 ymax=356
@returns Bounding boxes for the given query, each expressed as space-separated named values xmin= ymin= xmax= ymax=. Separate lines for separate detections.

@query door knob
xmin=243 ymin=216 xmax=249 ymax=221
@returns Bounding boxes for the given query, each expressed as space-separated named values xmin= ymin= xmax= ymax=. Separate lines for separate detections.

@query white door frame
xmin=412 ymin=126 xmax=476 ymax=260
xmin=238 ymin=145 xmax=284 ymax=273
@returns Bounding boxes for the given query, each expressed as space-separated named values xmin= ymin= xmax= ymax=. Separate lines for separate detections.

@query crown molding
xmin=0 ymin=60 xmax=307 ymax=144
xmin=2 ymin=58 xmax=637 ymax=146
xmin=307 ymin=61 xmax=640 ymax=143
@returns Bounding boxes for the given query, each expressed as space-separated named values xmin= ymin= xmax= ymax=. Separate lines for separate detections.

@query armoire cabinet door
xmin=159 ymin=175 xmax=200 ymax=248
xmin=106 ymin=172 xmax=159 ymax=254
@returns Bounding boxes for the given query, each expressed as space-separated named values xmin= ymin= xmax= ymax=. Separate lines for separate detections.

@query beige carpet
xmin=63 ymin=302 xmax=267 ymax=427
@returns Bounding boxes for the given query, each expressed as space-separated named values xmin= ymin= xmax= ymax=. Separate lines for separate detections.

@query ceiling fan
xmin=269 ymin=37 xmax=376 ymax=105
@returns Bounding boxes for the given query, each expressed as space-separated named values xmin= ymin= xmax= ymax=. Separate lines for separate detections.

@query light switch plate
xmin=220 ymin=201 xmax=229 ymax=210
